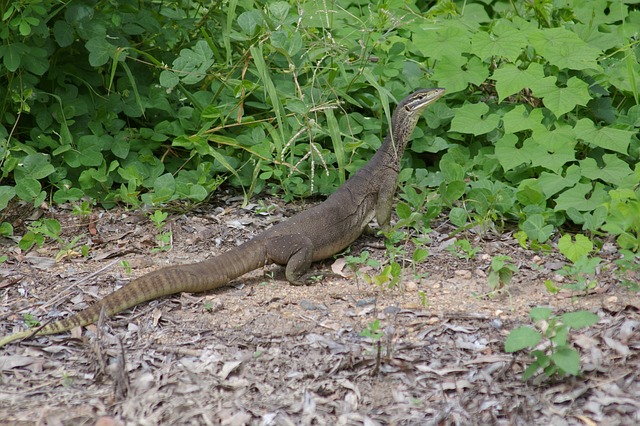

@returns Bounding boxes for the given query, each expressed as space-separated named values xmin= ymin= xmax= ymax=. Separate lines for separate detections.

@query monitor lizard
xmin=0 ymin=88 xmax=445 ymax=348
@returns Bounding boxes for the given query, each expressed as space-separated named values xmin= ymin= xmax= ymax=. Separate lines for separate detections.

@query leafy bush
xmin=0 ymin=0 xmax=638 ymax=258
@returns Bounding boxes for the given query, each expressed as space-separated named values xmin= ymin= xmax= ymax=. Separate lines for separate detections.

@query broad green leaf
xmin=449 ymin=207 xmax=468 ymax=227
xmin=528 ymin=27 xmax=602 ymax=71
xmin=561 ymin=311 xmax=599 ymax=328
xmin=411 ymin=20 xmax=471 ymax=60
xmin=551 ymin=347 xmax=580 ymax=376
xmin=530 ymin=307 xmax=553 ymax=321
xmin=450 ymin=103 xmax=500 ymax=136
xmin=534 ymin=77 xmax=591 ymax=117
xmin=537 ymin=166 xmax=581 ymax=198
xmin=15 ymin=177 xmax=42 ymax=203
xmin=522 ymin=214 xmax=554 ymax=243
xmin=492 ymin=63 xmax=547 ymax=102
xmin=558 ymin=234 xmax=593 ymax=262
xmin=582 ymin=206 xmax=608 ymax=231
xmin=524 ymin=139 xmax=574 ymax=173
xmin=502 ymin=105 xmax=546 ymax=134
xmin=85 ymin=37 xmax=116 ymax=67
xmin=495 ymin=134 xmax=531 ymax=171
xmin=505 ymin=326 xmax=541 ymax=352
xmin=580 ymin=155 xmax=633 ymax=186
xmin=516 ymin=181 xmax=546 ymax=206
xmin=440 ymin=180 xmax=466 ymax=203
xmin=554 ymin=182 xmax=609 ymax=212
xmin=573 ymin=118 xmax=633 ymax=155
xmin=237 ymin=10 xmax=263 ymax=37
xmin=53 ymin=20 xmax=75 ymax=47
xmin=268 ymin=1 xmax=290 ymax=21
xmin=19 ymin=153 xmax=55 ymax=180
xmin=470 ymin=19 xmax=527 ymax=61
xmin=0 ymin=186 xmax=16 ymax=210
xmin=440 ymin=161 xmax=465 ymax=182
xmin=411 ymin=136 xmax=448 ymax=153
xmin=432 ymin=55 xmax=467 ymax=93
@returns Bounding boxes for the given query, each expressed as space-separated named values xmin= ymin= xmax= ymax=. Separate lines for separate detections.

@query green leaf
xmin=529 ymin=307 xmax=553 ymax=321
xmin=450 ymin=103 xmax=500 ymax=136
xmin=551 ymin=347 xmax=581 ymax=376
xmin=470 ymin=19 xmax=528 ymax=62
xmin=505 ymin=326 xmax=541 ymax=352
xmin=522 ymin=214 xmax=554 ymax=243
xmin=495 ymin=134 xmax=531 ymax=171
xmin=15 ymin=177 xmax=43 ymax=204
xmin=449 ymin=207 xmax=468 ymax=227
xmin=528 ymin=27 xmax=602 ymax=71
xmin=396 ymin=202 xmax=412 ymax=220
xmin=580 ymin=155 xmax=633 ymax=186
xmin=413 ymin=248 xmax=429 ymax=263
xmin=85 ymin=37 xmax=116 ymax=67
xmin=20 ymin=154 xmax=55 ymax=179
xmin=53 ymin=20 xmax=74 ymax=47
xmin=502 ymin=104 xmax=546 ymax=135
xmin=557 ymin=234 xmax=593 ymax=263
xmin=1 ymin=43 xmax=28 ymax=71
xmin=554 ymin=182 xmax=609 ymax=212
xmin=538 ymin=166 xmax=581 ymax=198
xmin=492 ymin=63 xmax=546 ymax=102
xmin=561 ymin=311 xmax=599 ymax=328
xmin=237 ymin=10 xmax=263 ymax=37
xmin=516 ymin=181 xmax=546 ymax=206
xmin=573 ymin=118 xmax=633 ymax=155
xmin=0 ymin=186 xmax=16 ymax=210
xmin=411 ymin=20 xmax=471 ymax=61
xmin=534 ymin=77 xmax=591 ymax=117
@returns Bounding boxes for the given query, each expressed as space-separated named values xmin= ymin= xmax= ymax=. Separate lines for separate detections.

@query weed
xmin=447 ymin=239 xmax=480 ymax=260
xmin=148 ymin=210 xmax=172 ymax=252
xmin=505 ymin=307 xmax=599 ymax=380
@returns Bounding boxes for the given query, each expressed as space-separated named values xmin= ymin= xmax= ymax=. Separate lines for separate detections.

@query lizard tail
xmin=0 ymin=240 xmax=267 ymax=348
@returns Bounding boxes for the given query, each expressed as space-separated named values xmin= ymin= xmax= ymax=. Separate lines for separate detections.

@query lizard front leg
xmin=266 ymin=234 xmax=314 ymax=284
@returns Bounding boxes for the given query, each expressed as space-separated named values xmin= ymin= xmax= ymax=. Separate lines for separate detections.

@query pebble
xmin=454 ymin=269 xmax=472 ymax=280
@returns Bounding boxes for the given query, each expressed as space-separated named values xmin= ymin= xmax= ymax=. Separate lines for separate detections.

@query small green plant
xmin=149 ymin=210 xmax=172 ymax=252
xmin=120 ymin=260 xmax=132 ymax=274
xmin=360 ymin=319 xmax=383 ymax=342
xmin=447 ymin=239 xmax=480 ymax=260
xmin=71 ymin=201 xmax=93 ymax=216
xmin=505 ymin=307 xmax=599 ymax=380
xmin=418 ymin=290 xmax=429 ymax=308
xmin=344 ymin=250 xmax=381 ymax=285
xmin=22 ymin=313 xmax=40 ymax=328
xmin=615 ymin=250 xmax=640 ymax=291
xmin=487 ymin=255 xmax=518 ymax=293
xmin=18 ymin=219 xmax=62 ymax=251
xmin=254 ymin=200 xmax=276 ymax=215
xmin=54 ymin=235 xmax=86 ymax=262
xmin=556 ymin=256 xmax=601 ymax=292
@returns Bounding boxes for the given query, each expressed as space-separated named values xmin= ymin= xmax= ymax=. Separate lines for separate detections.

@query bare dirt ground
xmin=0 ymin=193 xmax=638 ymax=425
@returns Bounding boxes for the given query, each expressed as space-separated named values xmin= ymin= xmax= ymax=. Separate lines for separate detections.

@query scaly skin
xmin=0 ymin=88 xmax=445 ymax=348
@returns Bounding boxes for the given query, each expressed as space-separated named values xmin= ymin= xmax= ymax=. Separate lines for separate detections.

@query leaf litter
xmin=0 ymin=196 xmax=638 ymax=425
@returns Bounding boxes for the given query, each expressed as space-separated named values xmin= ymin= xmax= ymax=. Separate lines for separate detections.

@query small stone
xmin=454 ymin=269 xmax=472 ymax=280
xmin=405 ymin=281 xmax=418 ymax=291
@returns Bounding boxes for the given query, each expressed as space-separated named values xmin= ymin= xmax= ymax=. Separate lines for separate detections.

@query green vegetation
xmin=1 ymin=0 xmax=638 ymax=268
xmin=506 ymin=307 xmax=599 ymax=380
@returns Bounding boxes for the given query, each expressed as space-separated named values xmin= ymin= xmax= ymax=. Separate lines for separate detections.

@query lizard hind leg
xmin=266 ymin=234 xmax=314 ymax=285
